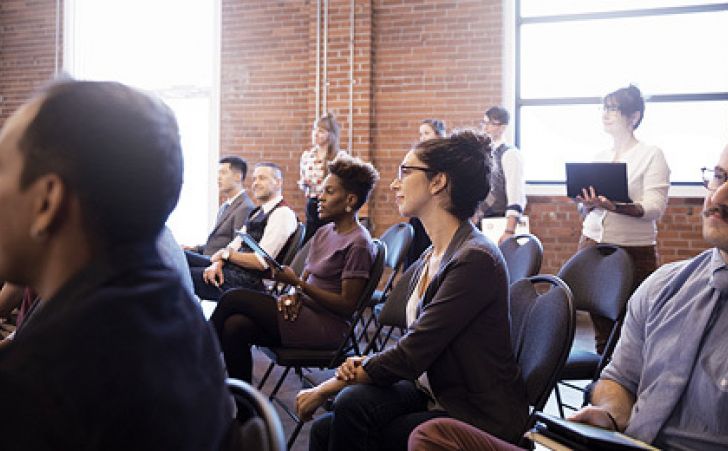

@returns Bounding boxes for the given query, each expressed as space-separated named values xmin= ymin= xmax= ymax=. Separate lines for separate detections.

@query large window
xmin=64 ymin=0 xmax=220 ymax=244
xmin=515 ymin=2 xmax=728 ymax=192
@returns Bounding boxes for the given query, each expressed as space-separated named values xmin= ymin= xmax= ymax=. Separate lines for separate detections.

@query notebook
xmin=565 ymin=162 xmax=631 ymax=203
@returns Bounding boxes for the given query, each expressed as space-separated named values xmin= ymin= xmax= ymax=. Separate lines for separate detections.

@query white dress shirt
xmin=493 ymin=139 xmax=527 ymax=218
xmin=226 ymin=194 xmax=298 ymax=269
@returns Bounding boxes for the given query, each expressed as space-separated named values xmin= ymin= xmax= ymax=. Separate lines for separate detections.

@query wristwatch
xmin=221 ymin=249 xmax=231 ymax=261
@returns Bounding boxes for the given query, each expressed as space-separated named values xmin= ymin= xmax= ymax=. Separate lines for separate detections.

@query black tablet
xmin=240 ymin=233 xmax=283 ymax=271
xmin=565 ymin=162 xmax=632 ymax=203
xmin=534 ymin=412 xmax=657 ymax=451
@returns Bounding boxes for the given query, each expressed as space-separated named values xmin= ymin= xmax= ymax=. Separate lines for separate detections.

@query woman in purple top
xmin=210 ymin=154 xmax=379 ymax=383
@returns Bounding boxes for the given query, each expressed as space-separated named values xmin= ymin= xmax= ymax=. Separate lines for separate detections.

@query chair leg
xmin=287 ymin=420 xmax=305 ymax=449
xmin=258 ymin=361 xmax=275 ymax=390
xmin=269 ymin=366 xmax=292 ymax=399
xmin=554 ymin=384 xmax=566 ymax=419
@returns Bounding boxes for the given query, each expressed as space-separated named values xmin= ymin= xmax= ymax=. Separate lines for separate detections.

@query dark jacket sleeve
xmin=364 ymin=245 xmax=502 ymax=384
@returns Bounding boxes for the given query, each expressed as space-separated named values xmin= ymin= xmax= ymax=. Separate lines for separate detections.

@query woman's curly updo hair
xmin=414 ymin=130 xmax=492 ymax=220
xmin=328 ymin=153 xmax=380 ymax=211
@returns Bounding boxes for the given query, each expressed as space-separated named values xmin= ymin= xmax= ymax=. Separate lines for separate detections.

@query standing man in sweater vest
xmin=475 ymin=106 xmax=527 ymax=245
xmin=192 ymin=162 xmax=297 ymax=300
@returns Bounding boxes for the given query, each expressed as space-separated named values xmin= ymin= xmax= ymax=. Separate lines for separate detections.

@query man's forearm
xmin=591 ymin=379 xmax=636 ymax=431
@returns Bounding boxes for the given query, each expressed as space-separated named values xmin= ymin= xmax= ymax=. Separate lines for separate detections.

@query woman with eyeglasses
xmin=299 ymin=130 xmax=529 ymax=451
xmin=576 ymin=84 xmax=670 ymax=354
xmin=299 ymin=112 xmax=348 ymax=243
xmin=405 ymin=118 xmax=447 ymax=269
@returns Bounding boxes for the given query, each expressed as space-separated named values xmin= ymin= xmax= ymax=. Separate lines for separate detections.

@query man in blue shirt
xmin=572 ymin=143 xmax=728 ymax=450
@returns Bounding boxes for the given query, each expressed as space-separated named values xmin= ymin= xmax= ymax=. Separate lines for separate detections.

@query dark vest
xmin=483 ymin=143 xmax=510 ymax=218
xmin=238 ymin=199 xmax=288 ymax=255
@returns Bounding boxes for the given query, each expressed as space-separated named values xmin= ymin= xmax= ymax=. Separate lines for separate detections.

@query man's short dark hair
xmin=485 ymin=106 xmax=510 ymax=125
xmin=18 ymin=80 xmax=183 ymax=245
xmin=219 ymin=155 xmax=248 ymax=180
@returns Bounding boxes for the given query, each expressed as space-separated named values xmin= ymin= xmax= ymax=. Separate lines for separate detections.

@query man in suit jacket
xmin=0 ymin=80 xmax=232 ymax=449
xmin=184 ymin=156 xmax=255 ymax=264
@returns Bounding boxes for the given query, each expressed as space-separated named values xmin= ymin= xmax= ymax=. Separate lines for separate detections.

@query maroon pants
xmin=408 ymin=418 xmax=523 ymax=451
xmin=577 ymin=236 xmax=658 ymax=354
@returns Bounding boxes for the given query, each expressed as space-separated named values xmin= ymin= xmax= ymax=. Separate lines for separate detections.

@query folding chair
xmin=553 ymin=244 xmax=634 ymax=417
xmin=508 ymin=275 xmax=575 ymax=446
xmin=222 ymin=378 xmax=286 ymax=451
xmin=256 ymin=240 xmax=386 ymax=448
xmin=499 ymin=233 xmax=543 ymax=283
xmin=358 ymin=222 xmax=413 ymax=345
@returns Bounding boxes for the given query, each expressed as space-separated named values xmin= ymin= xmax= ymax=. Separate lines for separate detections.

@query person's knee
xmin=332 ymin=384 xmax=372 ymax=416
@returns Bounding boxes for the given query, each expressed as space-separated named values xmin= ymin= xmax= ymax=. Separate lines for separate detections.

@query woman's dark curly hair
xmin=414 ymin=130 xmax=492 ymax=220
xmin=328 ymin=153 xmax=380 ymax=211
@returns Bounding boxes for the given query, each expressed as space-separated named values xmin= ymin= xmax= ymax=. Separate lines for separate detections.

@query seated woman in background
xmin=298 ymin=130 xmax=529 ymax=451
xmin=576 ymin=84 xmax=670 ymax=354
xmin=210 ymin=154 xmax=379 ymax=383
xmin=404 ymin=118 xmax=447 ymax=269
xmin=298 ymin=112 xmax=348 ymax=243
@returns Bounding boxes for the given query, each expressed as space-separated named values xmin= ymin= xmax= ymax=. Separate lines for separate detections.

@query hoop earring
xmin=345 ymin=206 xmax=352 ymax=213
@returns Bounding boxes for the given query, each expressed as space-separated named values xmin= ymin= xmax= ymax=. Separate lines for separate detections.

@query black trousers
xmin=210 ymin=288 xmax=282 ymax=383
xmin=309 ymin=381 xmax=446 ymax=451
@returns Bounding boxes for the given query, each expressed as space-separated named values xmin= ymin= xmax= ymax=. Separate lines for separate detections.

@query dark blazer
xmin=197 ymin=191 xmax=255 ymax=255
xmin=364 ymin=221 xmax=529 ymax=443
xmin=0 ymin=243 xmax=233 ymax=450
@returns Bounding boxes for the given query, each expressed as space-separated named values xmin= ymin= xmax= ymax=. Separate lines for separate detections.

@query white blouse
xmin=582 ymin=141 xmax=670 ymax=246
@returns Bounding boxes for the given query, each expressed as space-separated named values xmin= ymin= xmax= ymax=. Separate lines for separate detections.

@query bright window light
xmin=516 ymin=3 xmax=728 ymax=188
xmin=64 ymin=0 xmax=219 ymax=245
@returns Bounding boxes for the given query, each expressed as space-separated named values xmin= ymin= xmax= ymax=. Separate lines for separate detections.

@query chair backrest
xmin=288 ymin=239 xmax=312 ymax=276
xmin=224 ymin=378 xmax=286 ymax=451
xmin=510 ymin=275 xmax=575 ymax=425
xmin=330 ymin=239 xmax=386 ymax=362
xmin=377 ymin=263 xmax=416 ymax=330
xmin=499 ymin=233 xmax=543 ymax=283
xmin=556 ymin=244 xmax=634 ymax=321
xmin=377 ymin=222 xmax=414 ymax=298
xmin=276 ymin=223 xmax=306 ymax=267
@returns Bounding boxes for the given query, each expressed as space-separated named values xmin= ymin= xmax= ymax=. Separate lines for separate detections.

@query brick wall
xmin=528 ymin=195 xmax=707 ymax=275
xmin=0 ymin=0 xmax=61 ymax=126
xmin=0 ymin=0 xmax=710 ymax=275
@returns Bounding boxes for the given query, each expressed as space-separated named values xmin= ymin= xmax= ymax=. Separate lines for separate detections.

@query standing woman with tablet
xmin=577 ymin=85 xmax=670 ymax=354
xmin=299 ymin=113 xmax=348 ymax=243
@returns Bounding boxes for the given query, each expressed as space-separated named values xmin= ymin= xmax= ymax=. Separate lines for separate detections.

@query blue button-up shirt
xmin=602 ymin=248 xmax=728 ymax=449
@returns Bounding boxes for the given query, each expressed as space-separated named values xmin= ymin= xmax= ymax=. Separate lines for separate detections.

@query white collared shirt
xmin=493 ymin=139 xmax=527 ymax=217
xmin=226 ymin=194 xmax=297 ymax=268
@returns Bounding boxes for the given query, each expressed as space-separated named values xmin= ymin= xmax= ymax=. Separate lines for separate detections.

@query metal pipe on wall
xmin=348 ymin=0 xmax=354 ymax=154
xmin=315 ymin=0 xmax=321 ymax=121
xmin=323 ymin=0 xmax=328 ymax=113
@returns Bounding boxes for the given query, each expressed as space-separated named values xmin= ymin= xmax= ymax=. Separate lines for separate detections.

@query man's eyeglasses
xmin=701 ymin=167 xmax=728 ymax=191
xmin=397 ymin=165 xmax=435 ymax=180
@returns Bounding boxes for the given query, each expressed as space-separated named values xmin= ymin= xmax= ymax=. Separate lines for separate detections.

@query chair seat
xmin=560 ymin=349 xmax=601 ymax=380
xmin=260 ymin=346 xmax=353 ymax=368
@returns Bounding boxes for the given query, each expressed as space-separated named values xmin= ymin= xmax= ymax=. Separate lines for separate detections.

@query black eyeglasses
xmin=397 ymin=165 xmax=435 ymax=180
xmin=701 ymin=167 xmax=728 ymax=191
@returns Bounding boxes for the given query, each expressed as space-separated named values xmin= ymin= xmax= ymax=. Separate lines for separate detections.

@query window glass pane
xmin=520 ymin=11 xmax=728 ymax=98
xmin=520 ymin=101 xmax=728 ymax=183
xmin=521 ymin=0 xmax=726 ymax=17
xmin=66 ymin=0 xmax=217 ymax=244
xmin=71 ymin=0 xmax=214 ymax=89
